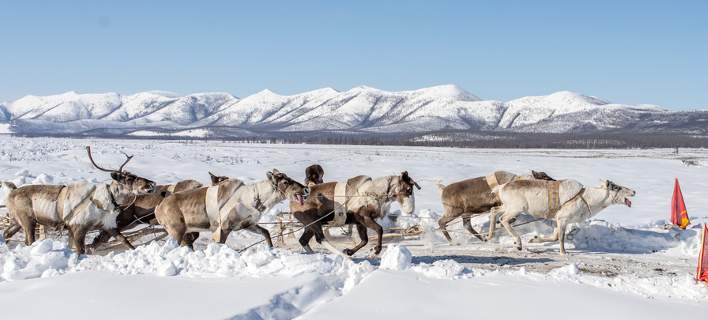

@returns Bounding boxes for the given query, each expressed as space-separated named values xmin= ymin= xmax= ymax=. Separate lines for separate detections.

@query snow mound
xmin=380 ymin=244 xmax=412 ymax=271
xmin=411 ymin=259 xmax=467 ymax=279
xmin=571 ymin=220 xmax=700 ymax=255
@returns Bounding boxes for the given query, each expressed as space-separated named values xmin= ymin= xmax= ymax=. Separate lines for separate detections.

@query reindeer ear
xmin=401 ymin=171 xmax=409 ymax=179
xmin=110 ymin=172 xmax=121 ymax=181
xmin=209 ymin=171 xmax=216 ymax=178
xmin=267 ymin=171 xmax=275 ymax=182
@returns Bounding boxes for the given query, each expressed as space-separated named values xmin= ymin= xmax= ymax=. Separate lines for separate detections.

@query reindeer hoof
xmin=374 ymin=247 xmax=382 ymax=255
xmin=343 ymin=248 xmax=355 ymax=256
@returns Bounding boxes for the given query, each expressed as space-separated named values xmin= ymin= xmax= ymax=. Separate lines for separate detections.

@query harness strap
xmin=55 ymin=186 xmax=68 ymax=218
xmin=547 ymin=181 xmax=562 ymax=215
xmin=62 ymin=185 xmax=97 ymax=224
xmin=332 ymin=182 xmax=348 ymax=226
xmin=486 ymin=172 xmax=499 ymax=189
xmin=205 ymin=183 xmax=241 ymax=234
xmin=578 ymin=190 xmax=592 ymax=216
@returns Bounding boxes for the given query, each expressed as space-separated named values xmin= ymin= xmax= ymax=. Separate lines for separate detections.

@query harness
xmin=577 ymin=186 xmax=613 ymax=218
xmin=58 ymin=184 xmax=118 ymax=225
xmin=486 ymin=173 xmax=500 ymax=189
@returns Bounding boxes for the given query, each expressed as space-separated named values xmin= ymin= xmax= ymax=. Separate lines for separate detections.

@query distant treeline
xmin=11 ymin=130 xmax=708 ymax=149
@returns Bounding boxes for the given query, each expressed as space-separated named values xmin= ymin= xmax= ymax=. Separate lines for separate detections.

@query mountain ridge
xmin=2 ymin=85 xmax=706 ymax=137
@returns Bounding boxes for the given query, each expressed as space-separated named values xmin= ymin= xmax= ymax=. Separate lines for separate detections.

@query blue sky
xmin=1 ymin=1 xmax=706 ymax=108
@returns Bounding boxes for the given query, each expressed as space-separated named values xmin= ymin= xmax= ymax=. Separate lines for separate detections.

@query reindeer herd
xmin=0 ymin=147 xmax=636 ymax=258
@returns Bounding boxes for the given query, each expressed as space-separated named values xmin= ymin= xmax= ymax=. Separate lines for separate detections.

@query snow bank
xmin=571 ymin=220 xmax=701 ymax=256
xmin=411 ymin=259 xmax=467 ymax=279
xmin=380 ymin=244 xmax=412 ymax=271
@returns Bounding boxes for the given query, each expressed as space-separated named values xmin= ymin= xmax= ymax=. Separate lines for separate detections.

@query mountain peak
xmin=255 ymin=89 xmax=281 ymax=97
xmin=411 ymin=84 xmax=480 ymax=101
xmin=546 ymin=91 xmax=608 ymax=105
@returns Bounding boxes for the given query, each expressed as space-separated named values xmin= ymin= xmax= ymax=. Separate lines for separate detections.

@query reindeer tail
xmin=435 ymin=180 xmax=446 ymax=196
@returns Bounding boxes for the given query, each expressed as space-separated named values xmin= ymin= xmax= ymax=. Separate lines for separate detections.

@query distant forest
xmin=14 ymin=130 xmax=708 ymax=149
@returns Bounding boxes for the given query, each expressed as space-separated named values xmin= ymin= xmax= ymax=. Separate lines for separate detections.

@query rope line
xmin=237 ymin=209 xmax=336 ymax=253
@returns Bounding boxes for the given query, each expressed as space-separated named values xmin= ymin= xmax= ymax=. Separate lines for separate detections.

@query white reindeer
xmin=488 ymin=179 xmax=636 ymax=254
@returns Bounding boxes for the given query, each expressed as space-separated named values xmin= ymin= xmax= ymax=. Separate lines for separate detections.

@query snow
xmin=2 ymin=86 xmax=697 ymax=135
xmin=1 ymin=137 xmax=708 ymax=318
xmin=379 ymin=244 xmax=412 ymax=271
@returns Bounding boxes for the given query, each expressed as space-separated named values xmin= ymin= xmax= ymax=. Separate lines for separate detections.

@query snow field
xmin=1 ymin=137 xmax=708 ymax=318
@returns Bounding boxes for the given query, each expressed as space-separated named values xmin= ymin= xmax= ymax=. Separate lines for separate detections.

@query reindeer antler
xmin=86 ymin=146 xmax=113 ymax=172
xmin=118 ymin=151 xmax=134 ymax=172
xmin=85 ymin=146 xmax=133 ymax=173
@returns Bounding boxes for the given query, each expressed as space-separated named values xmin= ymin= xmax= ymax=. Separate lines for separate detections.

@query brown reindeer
xmin=3 ymin=147 xmax=156 ymax=254
xmin=435 ymin=170 xmax=555 ymax=242
xmin=290 ymin=171 xmax=420 ymax=256
xmin=88 ymin=179 xmax=205 ymax=249
xmin=155 ymin=169 xmax=307 ymax=248
xmin=155 ymin=180 xmax=204 ymax=194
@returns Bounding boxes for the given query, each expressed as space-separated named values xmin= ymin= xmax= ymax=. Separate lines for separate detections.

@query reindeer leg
xmin=437 ymin=213 xmax=456 ymax=243
xmin=558 ymin=221 xmax=568 ymax=255
xmin=462 ymin=216 xmax=485 ymax=242
xmin=343 ymin=223 xmax=368 ymax=256
xmin=299 ymin=228 xmax=315 ymax=253
xmin=71 ymin=227 xmax=88 ymax=255
xmin=217 ymin=228 xmax=230 ymax=244
xmin=360 ymin=215 xmax=384 ymax=255
xmin=529 ymin=227 xmax=559 ymax=243
xmin=500 ymin=211 xmax=522 ymax=251
xmin=293 ymin=210 xmax=319 ymax=253
xmin=247 ymin=225 xmax=273 ymax=248
xmin=486 ymin=206 xmax=501 ymax=241
xmin=88 ymin=230 xmax=112 ymax=250
xmin=22 ymin=220 xmax=36 ymax=246
xmin=184 ymin=232 xmax=200 ymax=249
xmin=3 ymin=223 xmax=21 ymax=242
xmin=108 ymin=229 xmax=135 ymax=250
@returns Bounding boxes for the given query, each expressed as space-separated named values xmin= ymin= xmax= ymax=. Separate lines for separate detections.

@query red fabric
xmin=697 ymin=224 xmax=708 ymax=283
xmin=671 ymin=178 xmax=690 ymax=229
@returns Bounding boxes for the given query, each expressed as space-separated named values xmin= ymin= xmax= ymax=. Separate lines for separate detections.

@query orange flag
xmin=671 ymin=178 xmax=690 ymax=229
xmin=697 ymin=224 xmax=708 ymax=283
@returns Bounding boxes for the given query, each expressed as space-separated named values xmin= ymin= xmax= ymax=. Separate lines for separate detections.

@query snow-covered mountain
xmin=2 ymin=85 xmax=706 ymax=137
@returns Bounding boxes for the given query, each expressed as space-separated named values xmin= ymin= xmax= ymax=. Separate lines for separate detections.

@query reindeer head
xmin=267 ymin=169 xmax=308 ymax=205
xmin=209 ymin=172 xmax=230 ymax=186
xmin=394 ymin=171 xmax=421 ymax=215
xmin=304 ymin=164 xmax=324 ymax=187
xmin=601 ymin=180 xmax=636 ymax=207
xmin=86 ymin=146 xmax=156 ymax=195
xmin=531 ymin=170 xmax=556 ymax=181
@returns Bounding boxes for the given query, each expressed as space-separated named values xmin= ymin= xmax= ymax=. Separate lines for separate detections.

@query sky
xmin=1 ymin=0 xmax=707 ymax=108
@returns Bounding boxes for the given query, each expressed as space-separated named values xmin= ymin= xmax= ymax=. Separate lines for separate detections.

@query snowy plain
xmin=0 ymin=136 xmax=707 ymax=319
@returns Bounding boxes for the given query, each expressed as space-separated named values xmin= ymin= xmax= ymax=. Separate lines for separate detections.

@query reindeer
xmin=290 ymin=171 xmax=420 ymax=256
xmin=2 ymin=147 xmax=156 ymax=254
xmin=488 ymin=179 xmax=636 ymax=254
xmin=436 ymin=170 xmax=556 ymax=242
xmin=88 ymin=181 xmax=205 ymax=249
xmin=155 ymin=180 xmax=203 ymax=194
xmin=155 ymin=169 xmax=307 ymax=248
xmin=89 ymin=172 xmax=226 ymax=250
